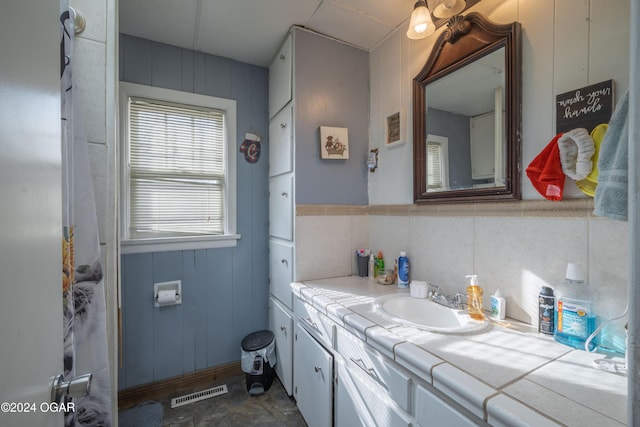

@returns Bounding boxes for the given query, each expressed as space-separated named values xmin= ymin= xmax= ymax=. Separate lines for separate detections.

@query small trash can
xmin=240 ymin=330 xmax=276 ymax=396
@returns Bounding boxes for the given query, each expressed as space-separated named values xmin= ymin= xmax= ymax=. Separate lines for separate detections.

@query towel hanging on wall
xmin=594 ymin=91 xmax=629 ymax=221
xmin=526 ymin=133 xmax=566 ymax=201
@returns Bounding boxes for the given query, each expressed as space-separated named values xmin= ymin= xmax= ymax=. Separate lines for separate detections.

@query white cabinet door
xmin=269 ymin=104 xmax=293 ymax=177
xmin=470 ymin=111 xmax=496 ymax=179
xmin=269 ymin=33 xmax=292 ymax=119
xmin=269 ymin=240 xmax=294 ymax=309
xmin=415 ymin=384 xmax=479 ymax=427
xmin=335 ymin=358 xmax=373 ymax=427
xmin=269 ymin=297 xmax=293 ymax=396
xmin=294 ymin=323 xmax=333 ymax=427
xmin=269 ymin=174 xmax=293 ymax=240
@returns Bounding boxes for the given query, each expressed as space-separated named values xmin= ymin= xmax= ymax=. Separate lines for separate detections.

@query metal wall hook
xmin=69 ymin=6 xmax=86 ymax=35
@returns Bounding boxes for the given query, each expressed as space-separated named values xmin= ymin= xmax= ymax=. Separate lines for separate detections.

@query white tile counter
xmin=293 ymin=276 xmax=628 ymax=426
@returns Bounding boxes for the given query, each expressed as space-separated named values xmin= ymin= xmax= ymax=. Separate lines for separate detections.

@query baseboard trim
xmin=118 ymin=361 xmax=242 ymax=410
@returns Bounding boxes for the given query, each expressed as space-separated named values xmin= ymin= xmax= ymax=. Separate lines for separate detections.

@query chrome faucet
xmin=428 ymin=284 xmax=467 ymax=310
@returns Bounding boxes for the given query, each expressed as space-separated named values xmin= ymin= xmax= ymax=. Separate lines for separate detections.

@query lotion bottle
xmin=490 ymin=289 xmax=506 ymax=320
xmin=466 ymin=275 xmax=485 ymax=320
xmin=397 ymin=251 xmax=409 ymax=288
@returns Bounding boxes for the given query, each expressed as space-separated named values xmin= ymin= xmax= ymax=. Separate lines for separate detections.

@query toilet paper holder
xmin=154 ymin=280 xmax=182 ymax=307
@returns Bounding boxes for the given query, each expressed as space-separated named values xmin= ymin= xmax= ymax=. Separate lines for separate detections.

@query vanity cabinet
xmin=293 ymin=293 xmax=485 ymax=427
xmin=268 ymin=297 xmax=293 ymax=395
xmin=294 ymin=323 xmax=333 ymax=427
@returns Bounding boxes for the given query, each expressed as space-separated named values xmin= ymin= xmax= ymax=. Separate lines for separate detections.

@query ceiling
xmin=119 ymin=0 xmax=416 ymax=67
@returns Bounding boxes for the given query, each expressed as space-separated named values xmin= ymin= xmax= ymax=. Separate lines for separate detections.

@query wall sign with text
xmin=556 ymin=79 xmax=613 ymax=134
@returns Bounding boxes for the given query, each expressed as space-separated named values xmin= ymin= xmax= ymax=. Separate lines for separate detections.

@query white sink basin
xmin=374 ymin=294 xmax=491 ymax=335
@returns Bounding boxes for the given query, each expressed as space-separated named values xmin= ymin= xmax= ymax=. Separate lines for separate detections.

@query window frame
xmin=426 ymin=134 xmax=449 ymax=192
xmin=119 ymin=82 xmax=239 ymax=254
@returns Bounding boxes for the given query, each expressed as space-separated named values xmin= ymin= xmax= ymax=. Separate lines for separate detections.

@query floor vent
xmin=170 ymin=384 xmax=228 ymax=408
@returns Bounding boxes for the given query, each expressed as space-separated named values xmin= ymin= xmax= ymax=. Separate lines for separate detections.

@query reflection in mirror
xmin=425 ymin=47 xmax=505 ymax=192
xmin=413 ymin=13 xmax=522 ymax=203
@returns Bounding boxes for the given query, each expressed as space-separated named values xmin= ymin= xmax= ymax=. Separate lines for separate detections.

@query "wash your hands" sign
xmin=556 ymin=79 xmax=613 ymax=134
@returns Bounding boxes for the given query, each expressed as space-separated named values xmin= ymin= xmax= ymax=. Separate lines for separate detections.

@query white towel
xmin=594 ymin=91 xmax=629 ymax=221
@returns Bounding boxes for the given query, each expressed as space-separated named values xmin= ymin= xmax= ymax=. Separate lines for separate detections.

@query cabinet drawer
xmin=269 ymin=33 xmax=292 ymax=119
xmin=337 ymin=356 xmax=413 ymax=427
xmin=415 ymin=384 xmax=479 ymax=427
xmin=269 ymin=297 xmax=293 ymax=395
xmin=269 ymin=174 xmax=293 ymax=240
xmin=294 ymin=297 xmax=334 ymax=349
xmin=269 ymin=104 xmax=293 ymax=177
xmin=269 ymin=240 xmax=293 ymax=309
xmin=336 ymin=326 xmax=411 ymax=412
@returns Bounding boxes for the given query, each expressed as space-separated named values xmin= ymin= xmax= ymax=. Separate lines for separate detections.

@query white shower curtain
xmin=60 ymin=2 xmax=112 ymax=426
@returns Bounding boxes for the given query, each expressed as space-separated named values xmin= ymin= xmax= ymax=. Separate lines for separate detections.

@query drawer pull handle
xmin=280 ymin=122 xmax=287 ymax=129
xmin=314 ymin=366 xmax=322 ymax=373
xmin=350 ymin=357 xmax=385 ymax=388
xmin=281 ymin=258 xmax=288 ymax=266
xmin=303 ymin=317 xmax=321 ymax=334
xmin=280 ymin=54 xmax=286 ymax=60
xmin=280 ymin=325 xmax=287 ymax=335
xmin=281 ymin=192 xmax=288 ymax=197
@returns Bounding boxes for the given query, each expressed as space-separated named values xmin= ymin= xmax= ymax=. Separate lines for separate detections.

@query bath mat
xmin=118 ymin=401 xmax=163 ymax=427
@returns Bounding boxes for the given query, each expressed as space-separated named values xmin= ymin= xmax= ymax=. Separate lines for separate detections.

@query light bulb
xmin=407 ymin=0 xmax=435 ymax=39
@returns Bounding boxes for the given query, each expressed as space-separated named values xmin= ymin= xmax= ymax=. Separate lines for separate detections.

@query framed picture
xmin=320 ymin=126 xmax=349 ymax=159
xmin=385 ymin=110 xmax=405 ymax=147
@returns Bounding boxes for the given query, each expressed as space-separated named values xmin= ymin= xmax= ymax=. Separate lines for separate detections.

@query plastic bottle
xmin=538 ymin=286 xmax=555 ymax=335
xmin=466 ymin=275 xmax=485 ymax=320
xmin=368 ymin=254 xmax=375 ymax=279
xmin=375 ymin=251 xmax=385 ymax=278
xmin=397 ymin=251 xmax=409 ymax=288
xmin=553 ymin=264 xmax=596 ymax=350
xmin=490 ymin=289 xmax=506 ymax=320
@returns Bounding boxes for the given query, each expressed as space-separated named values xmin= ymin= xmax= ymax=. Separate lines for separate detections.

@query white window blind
xmin=128 ymin=96 xmax=226 ymax=238
xmin=427 ymin=142 xmax=443 ymax=190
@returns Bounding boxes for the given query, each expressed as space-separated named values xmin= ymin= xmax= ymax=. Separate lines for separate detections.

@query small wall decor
xmin=239 ymin=131 xmax=262 ymax=163
xmin=320 ymin=126 xmax=349 ymax=159
xmin=556 ymin=79 xmax=613 ymax=134
xmin=385 ymin=109 xmax=405 ymax=147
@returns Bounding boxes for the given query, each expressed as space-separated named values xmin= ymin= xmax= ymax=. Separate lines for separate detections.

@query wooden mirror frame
xmin=413 ymin=13 xmax=522 ymax=203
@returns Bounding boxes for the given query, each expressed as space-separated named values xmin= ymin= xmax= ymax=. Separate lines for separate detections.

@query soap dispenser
xmin=466 ymin=275 xmax=485 ymax=320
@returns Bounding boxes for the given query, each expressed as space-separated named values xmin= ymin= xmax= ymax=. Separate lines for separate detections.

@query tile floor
xmin=160 ymin=374 xmax=307 ymax=426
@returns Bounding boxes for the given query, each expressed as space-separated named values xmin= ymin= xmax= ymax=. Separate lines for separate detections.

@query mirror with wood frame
xmin=413 ymin=13 xmax=522 ymax=203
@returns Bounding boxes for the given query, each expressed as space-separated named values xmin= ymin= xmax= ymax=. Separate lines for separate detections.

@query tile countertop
xmin=293 ymin=276 xmax=628 ymax=427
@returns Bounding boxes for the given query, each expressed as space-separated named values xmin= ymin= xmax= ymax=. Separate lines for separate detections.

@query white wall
xmin=370 ymin=0 xmax=629 ymax=203
xmin=364 ymin=0 xmax=630 ymax=348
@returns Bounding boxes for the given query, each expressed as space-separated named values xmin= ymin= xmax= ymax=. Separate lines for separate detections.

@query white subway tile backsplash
xmin=295 ymin=215 xmax=352 ymax=280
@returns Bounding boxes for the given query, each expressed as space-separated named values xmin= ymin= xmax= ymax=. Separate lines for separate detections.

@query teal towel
xmin=594 ymin=91 xmax=629 ymax=221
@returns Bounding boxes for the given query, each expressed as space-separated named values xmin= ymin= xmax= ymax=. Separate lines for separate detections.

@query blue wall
xmin=118 ymin=35 xmax=269 ymax=389
xmin=427 ymin=107 xmax=472 ymax=189
xmin=294 ymin=28 xmax=369 ymax=205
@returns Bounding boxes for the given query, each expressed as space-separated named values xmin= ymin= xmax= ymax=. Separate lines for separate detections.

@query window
xmin=120 ymin=82 xmax=238 ymax=253
xmin=426 ymin=134 xmax=449 ymax=192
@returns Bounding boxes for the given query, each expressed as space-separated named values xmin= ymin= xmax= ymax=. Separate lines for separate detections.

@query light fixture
xmin=433 ymin=0 xmax=466 ymax=18
xmin=406 ymin=0 xmax=435 ymax=40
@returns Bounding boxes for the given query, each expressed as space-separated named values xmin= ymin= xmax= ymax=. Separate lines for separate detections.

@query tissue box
xmin=410 ymin=281 xmax=428 ymax=298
